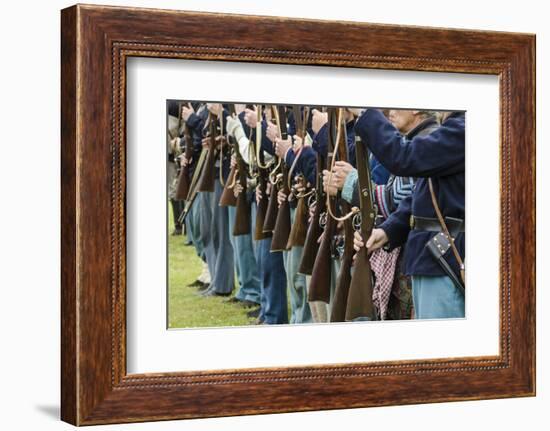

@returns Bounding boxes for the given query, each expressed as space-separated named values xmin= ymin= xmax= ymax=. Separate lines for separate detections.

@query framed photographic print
xmin=61 ymin=4 xmax=535 ymax=425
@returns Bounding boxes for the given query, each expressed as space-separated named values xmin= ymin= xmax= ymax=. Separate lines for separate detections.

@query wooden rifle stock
xmin=270 ymin=164 xmax=291 ymax=251
xmin=196 ymin=112 xmax=217 ymax=192
xmin=298 ymin=153 xmax=325 ymax=275
xmin=286 ymin=106 xmax=309 ymax=248
xmin=308 ymin=108 xmax=338 ymax=303
xmin=233 ymin=144 xmax=251 ymax=236
xmin=262 ymin=182 xmax=279 ymax=232
xmin=286 ymin=189 xmax=308 ymax=248
xmin=308 ymin=210 xmax=335 ymax=303
xmin=345 ymin=137 xmax=376 ymax=321
xmin=329 ymin=110 xmax=355 ymax=322
xmin=219 ymin=166 xmax=237 ymax=206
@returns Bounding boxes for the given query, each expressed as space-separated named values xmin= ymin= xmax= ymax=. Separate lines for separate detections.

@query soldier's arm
xmin=378 ymin=193 xmax=413 ymax=250
xmin=355 ymin=109 xmax=465 ymax=178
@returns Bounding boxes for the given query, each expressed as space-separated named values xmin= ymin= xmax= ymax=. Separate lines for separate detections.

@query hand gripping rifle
xmin=262 ymin=105 xmax=285 ymax=233
xmin=286 ymin=106 xmax=310 ymax=249
xmin=298 ymin=150 xmax=325 ymax=275
xmin=270 ymin=106 xmax=292 ymax=251
xmin=196 ymin=112 xmax=218 ymax=192
xmin=308 ymin=108 xmax=338 ymax=303
xmin=345 ymin=134 xmax=376 ymax=321
xmin=174 ymin=102 xmax=194 ymax=201
xmin=329 ymin=109 xmax=360 ymax=322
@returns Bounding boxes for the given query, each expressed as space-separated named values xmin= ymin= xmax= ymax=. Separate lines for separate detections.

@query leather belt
xmin=412 ymin=216 xmax=465 ymax=238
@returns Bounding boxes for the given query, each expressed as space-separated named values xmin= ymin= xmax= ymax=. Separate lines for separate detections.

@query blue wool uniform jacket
xmin=284 ymin=145 xmax=317 ymax=186
xmin=369 ymin=156 xmax=391 ymax=185
xmin=184 ymin=108 xmax=207 ymax=177
xmin=355 ymin=109 xmax=465 ymax=278
xmin=312 ymin=120 xmax=357 ymax=167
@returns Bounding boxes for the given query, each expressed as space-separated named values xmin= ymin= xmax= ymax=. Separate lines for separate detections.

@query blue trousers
xmin=412 ymin=275 xmax=465 ymax=319
xmin=201 ymin=182 xmax=235 ymax=294
xmin=187 ymin=199 xmax=204 ymax=260
xmin=283 ymin=209 xmax=312 ymax=324
xmin=228 ymin=199 xmax=261 ymax=304
xmin=257 ymin=236 xmax=288 ymax=324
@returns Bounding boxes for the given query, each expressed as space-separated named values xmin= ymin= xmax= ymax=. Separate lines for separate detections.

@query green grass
xmin=168 ymin=204 xmax=257 ymax=329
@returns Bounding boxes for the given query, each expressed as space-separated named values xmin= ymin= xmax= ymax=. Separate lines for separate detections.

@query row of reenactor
xmin=167 ymin=100 xmax=465 ymax=324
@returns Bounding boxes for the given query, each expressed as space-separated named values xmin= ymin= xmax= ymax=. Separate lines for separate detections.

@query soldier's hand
xmin=180 ymin=155 xmax=190 ymax=167
xmin=234 ymin=104 xmax=246 ymax=115
xmin=275 ymin=137 xmax=292 ymax=159
xmin=277 ymin=190 xmax=287 ymax=206
xmin=233 ymin=183 xmax=243 ymax=198
xmin=331 ymin=161 xmax=355 ymax=189
xmin=311 ymin=109 xmax=328 ymax=135
xmin=170 ymin=137 xmax=180 ymax=154
xmin=292 ymin=135 xmax=303 ymax=151
xmin=244 ymin=108 xmax=257 ymax=129
xmin=266 ymin=121 xmax=280 ymax=143
xmin=255 ymin=185 xmax=262 ymax=205
xmin=317 ymin=231 xmax=324 ymax=244
xmin=294 ymin=176 xmax=306 ymax=194
xmin=308 ymin=201 xmax=316 ymax=222
xmin=353 ymin=231 xmax=365 ymax=252
xmin=322 ymin=169 xmax=339 ymax=196
xmin=206 ymin=103 xmax=223 ymax=116
xmin=181 ymin=105 xmax=194 ymax=121
xmin=214 ymin=135 xmax=226 ymax=149
xmin=365 ymin=228 xmax=389 ymax=253
xmin=230 ymin=154 xmax=237 ymax=169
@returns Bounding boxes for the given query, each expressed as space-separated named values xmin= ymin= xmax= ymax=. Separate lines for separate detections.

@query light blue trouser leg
xmin=199 ymin=191 xmax=216 ymax=278
xmin=257 ymin=237 xmax=288 ymax=324
xmin=188 ymin=200 xmax=204 ymax=259
xmin=206 ymin=181 xmax=235 ymax=294
xmin=283 ymin=209 xmax=312 ymax=324
xmin=412 ymin=275 xmax=465 ymax=319
xmin=227 ymin=206 xmax=241 ymax=286
xmin=229 ymin=196 xmax=261 ymax=304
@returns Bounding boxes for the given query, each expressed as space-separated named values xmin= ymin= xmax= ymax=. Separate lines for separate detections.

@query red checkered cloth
xmin=369 ymin=247 xmax=401 ymax=320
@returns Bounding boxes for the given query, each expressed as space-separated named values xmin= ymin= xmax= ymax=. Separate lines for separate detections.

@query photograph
xmin=167 ymin=102 xmax=465 ymax=329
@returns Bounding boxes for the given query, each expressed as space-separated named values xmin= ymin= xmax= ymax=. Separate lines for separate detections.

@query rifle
xmin=231 ymin=105 xmax=251 ymax=236
xmin=329 ymin=109 xmax=359 ymax=322
xmin=174 ymin=102 xmax=194 ymax=201
xmin=196 ymin=112 xmax=218 ymax=192
xmin=308 ymin=108 xmax=338 ymax=303
xmin=298 ymin=151 xmax=325 ymax=275
xmin=254 ymin=119 xmax=273 ymax=240
xmin=345 ymin=135 xmax=376 ymax=321
xmin=219 ymin=105 xmax=238 ymax=207
xmin=177 ymin=148 xmax=209 ymax=224
xmin=270 ymin=106 xmax=292 ymax=251
xmin=262 ymin=105 xmax=285 ymax=233
xmin=286 ymin=106 xmax=310 ymax=249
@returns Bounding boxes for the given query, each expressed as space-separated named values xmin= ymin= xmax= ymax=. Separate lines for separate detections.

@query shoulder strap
xmin=428 ymin=178 xmax=465 ymax=285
